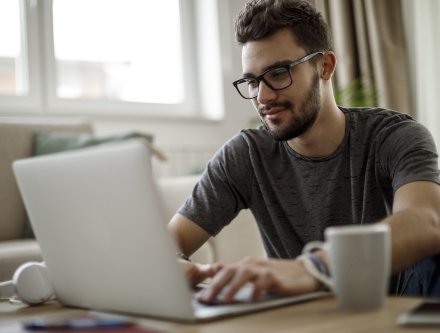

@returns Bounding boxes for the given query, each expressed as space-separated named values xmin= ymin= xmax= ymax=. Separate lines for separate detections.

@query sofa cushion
xmin=210 ymin=209 xmax=267 ymax=264
xmin=157 ymin=175 xmax=266 ymax=264
xmin=0 ymin=118 xmax=93 ymax=241
xmin=0 ymin=239 xmax=42 ymax=282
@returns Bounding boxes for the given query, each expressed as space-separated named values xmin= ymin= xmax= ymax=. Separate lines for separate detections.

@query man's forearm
xmin=378 ymin=181 xmax=440 ymax=273
xmin=381 ymin=208 xmax=440 ymax=274
xmin=168 ymin=213 xmax=211 ymax=257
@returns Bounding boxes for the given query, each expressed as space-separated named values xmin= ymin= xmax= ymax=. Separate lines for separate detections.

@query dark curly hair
xmin=235 ymin=0 xmax=333 ymax=56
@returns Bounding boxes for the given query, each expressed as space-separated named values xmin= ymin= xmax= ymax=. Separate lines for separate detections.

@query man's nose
xmin=256 ymin=81 xmax=277 ymax=105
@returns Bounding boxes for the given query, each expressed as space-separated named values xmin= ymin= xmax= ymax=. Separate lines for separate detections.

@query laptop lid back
xmin=13 ymin=140 xmax=195 ymax=321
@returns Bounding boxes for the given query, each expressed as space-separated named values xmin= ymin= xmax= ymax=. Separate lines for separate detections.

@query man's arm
xmin=381 ymin=180 xmax=440 ymax=273
xmin=168 ymin=213 xmax=320 ymax=300
xmin=168 ymin=213 xmax=211 ymax=257
xmin=198 ymin=180 xmax=440 ymax=304
xmin=168 ymin=213 xmax=223 ymax=285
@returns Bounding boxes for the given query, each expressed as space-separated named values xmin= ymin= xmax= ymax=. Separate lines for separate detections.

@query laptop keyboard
xmin=193 ymin=284 xmax=281 ymax=307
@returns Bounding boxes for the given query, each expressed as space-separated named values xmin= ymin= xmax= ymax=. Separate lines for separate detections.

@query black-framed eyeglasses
xmin=232 ymin=51 xmax=324 ymax=99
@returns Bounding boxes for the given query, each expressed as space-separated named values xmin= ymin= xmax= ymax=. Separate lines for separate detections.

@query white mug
xmin=303 ymin=224 xmax=391 ymax=310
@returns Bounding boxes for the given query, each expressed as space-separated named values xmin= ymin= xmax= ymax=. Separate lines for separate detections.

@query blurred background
xmin=0 ymin=0 xmax=438 ymax=177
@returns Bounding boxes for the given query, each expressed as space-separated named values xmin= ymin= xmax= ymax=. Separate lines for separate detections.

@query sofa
xmin=0 ymin=117 xmax=266 ymax=283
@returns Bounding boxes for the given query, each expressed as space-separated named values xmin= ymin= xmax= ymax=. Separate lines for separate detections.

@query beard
xmin=259 ymin=71 xmax=321 ymax=142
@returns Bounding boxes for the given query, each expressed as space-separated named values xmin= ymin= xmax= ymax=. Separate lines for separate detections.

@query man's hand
xmin=197 ymin=256 xmax=321 ymax=304
xmin=179 ymin=259 xmax=224 ymax=286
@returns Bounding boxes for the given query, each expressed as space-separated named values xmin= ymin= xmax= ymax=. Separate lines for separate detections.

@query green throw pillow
xmin=22 ymin=131 xmax=154 ymax=239
xmin=33 ymin=131 xmax=154 ymax=156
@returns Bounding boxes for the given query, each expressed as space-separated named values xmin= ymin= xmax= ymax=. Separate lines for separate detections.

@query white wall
xmin=402 ymin=0 xmax=440 ymax=152
xmin=93 ymin=0 xmax=255 ymax=153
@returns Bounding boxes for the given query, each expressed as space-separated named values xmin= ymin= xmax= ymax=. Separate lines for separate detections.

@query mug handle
xmin=299 ymin=241 xmax=334 ymax=290
xmin=302 ymin=241 xmax=325 ymax=255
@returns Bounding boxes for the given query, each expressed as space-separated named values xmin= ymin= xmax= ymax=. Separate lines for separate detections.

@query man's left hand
xmin=197 ymin=256 xmax=321 ymax=304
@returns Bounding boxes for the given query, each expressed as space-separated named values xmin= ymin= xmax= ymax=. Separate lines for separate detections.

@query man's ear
xmin=320 ymin=52 xmax=337 ymax=80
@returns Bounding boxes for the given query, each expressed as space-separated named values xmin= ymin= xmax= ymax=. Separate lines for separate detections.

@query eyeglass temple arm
xmin=289 ymin=51 xmax=325 ymax=68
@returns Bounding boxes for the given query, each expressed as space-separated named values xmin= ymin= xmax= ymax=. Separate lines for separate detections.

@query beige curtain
xmin=309 ymin=0 xmax=412 ymax=116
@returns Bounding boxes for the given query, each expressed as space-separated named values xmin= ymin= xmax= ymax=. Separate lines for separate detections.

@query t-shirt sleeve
xmin=177 ymin=133 xmax=253 ymax=236
xmin=378 ymin=119 xmax=440 ymax=193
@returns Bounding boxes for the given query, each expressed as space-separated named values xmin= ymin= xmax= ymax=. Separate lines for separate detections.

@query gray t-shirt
xmin=178 ymin=107 xmax=440 ymax=259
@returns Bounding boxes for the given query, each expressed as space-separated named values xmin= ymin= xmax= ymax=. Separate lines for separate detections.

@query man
xmin=168 ymin=0 xmax=440 ymax=303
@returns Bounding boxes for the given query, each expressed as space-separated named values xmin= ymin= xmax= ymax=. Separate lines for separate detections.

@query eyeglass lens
xmin=236 ymin=66 xmax=292 ymax=99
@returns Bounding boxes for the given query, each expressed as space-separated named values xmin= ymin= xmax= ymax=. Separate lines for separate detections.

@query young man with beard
xmin=168 ymin=0 xmax=440 ymax=303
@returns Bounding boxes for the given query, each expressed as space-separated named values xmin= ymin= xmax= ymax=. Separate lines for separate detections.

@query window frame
xmin=0 ymin=0 xmax=43 ymax=113
xmin=0 ymin=0 xmax=203 ymax=118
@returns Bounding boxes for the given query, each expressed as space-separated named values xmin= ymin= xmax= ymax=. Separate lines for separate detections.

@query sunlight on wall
xmin=402 ymin=0 xmax=440 ymax=154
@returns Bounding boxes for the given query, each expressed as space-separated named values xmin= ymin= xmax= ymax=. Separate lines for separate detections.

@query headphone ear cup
xmin=12 ymin=262 xmax=54 ymax=305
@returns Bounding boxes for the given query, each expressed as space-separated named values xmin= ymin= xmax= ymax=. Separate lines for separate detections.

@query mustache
xmin=258 ymin=100 xmax=293 ymax=115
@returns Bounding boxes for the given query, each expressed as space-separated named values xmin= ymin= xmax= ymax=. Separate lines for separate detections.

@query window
xmin=0 ymin=0 xmax=210 ymax=118
xmin=53 ymin=0 xmax=184 ymax=104
xmin=0 ymin=0 xmax=24 ymax=96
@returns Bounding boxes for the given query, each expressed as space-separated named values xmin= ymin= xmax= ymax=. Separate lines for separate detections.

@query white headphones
xmin=0 ymin=262 xmax=54 ymax=305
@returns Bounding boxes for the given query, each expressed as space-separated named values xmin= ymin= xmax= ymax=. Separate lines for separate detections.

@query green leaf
xmin=334 ymin=75 xmax=378 ymax=107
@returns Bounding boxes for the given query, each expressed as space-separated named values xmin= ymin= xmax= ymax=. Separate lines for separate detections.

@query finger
xmin=184 ymin=262 xmax=212 ymax=285
xmin=198 ymin=263 xmax=224 ymax=278
xmin=180 ymin=261 xmax=199 ymax=283
xmin=251 ymin=269 xmax=273 ymax=302
xmin=195 ymin=263 xmax=215 ymax=277
xmin=186 ymin=262 xmax=225 ymax=286
xmin=188 ymin=265 xmax=209 ymax=285
xmin=178 ymin=259 xmax=193 ymax=272
xmin=221 ymin=266 xmax=258 ymax=303
xmin=240 ymin=256 xmax=259 ymax=265
xmin=211 ymin=262 xmax=224 ymax=274
xmin=198 ymin=266 xmax=238 ymax=304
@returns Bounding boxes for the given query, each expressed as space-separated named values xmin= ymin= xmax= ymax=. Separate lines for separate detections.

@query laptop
xmin=12 ymin=139 xmax=323 ymax=322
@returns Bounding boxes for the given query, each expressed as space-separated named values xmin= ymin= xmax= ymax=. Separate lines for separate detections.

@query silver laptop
xmin=13 ymin=139 xmax=322 ymax=322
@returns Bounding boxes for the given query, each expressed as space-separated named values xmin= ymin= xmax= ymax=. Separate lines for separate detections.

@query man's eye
xmin=269 ymin=68 xmax=289 ymax=80
xmin=247 ymin=79 xmax=258 ymax=88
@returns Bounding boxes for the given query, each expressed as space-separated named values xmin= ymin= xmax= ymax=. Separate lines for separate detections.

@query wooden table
xmin=0 ymin=296 xmax=436 ymax=332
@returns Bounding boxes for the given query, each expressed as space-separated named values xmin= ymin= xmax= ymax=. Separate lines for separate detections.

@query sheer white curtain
xmin=402 ymin=0 xmax=440 ymax=151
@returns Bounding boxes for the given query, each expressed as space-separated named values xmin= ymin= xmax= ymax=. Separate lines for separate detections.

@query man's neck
xmin=287 ymin=103 xmax=346 ymax=158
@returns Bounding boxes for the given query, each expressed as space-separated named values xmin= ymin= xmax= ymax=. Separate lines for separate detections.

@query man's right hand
xmin=179 ymin=259 xmax=224 ymax=286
